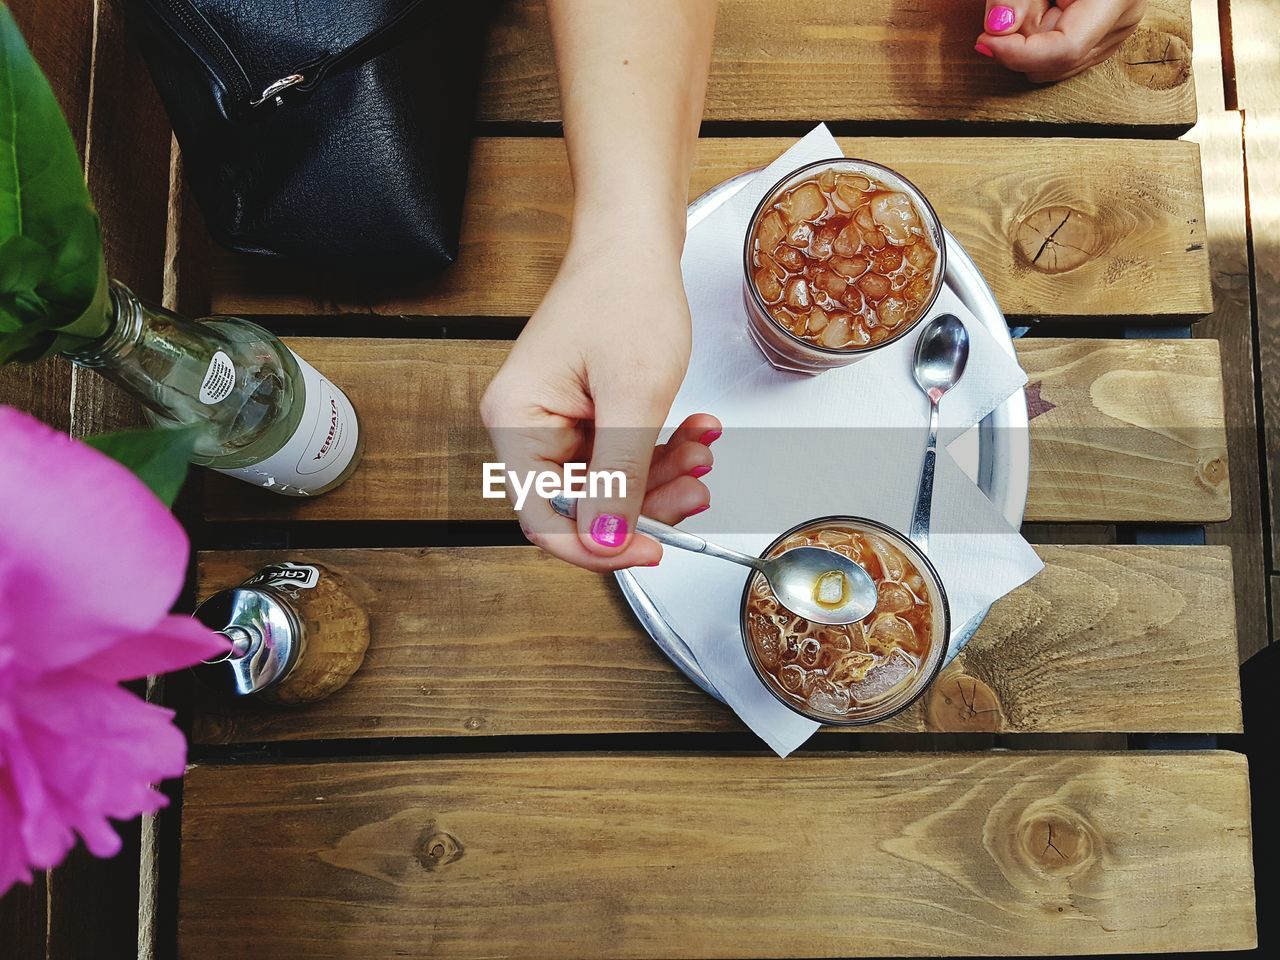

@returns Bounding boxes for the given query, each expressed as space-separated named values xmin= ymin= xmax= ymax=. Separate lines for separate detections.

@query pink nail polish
xmin=974 ymin=42 xmax=995 ymax=58
xmin=590 ymin=513 xmax=628 ymax=548
xmin=686 ymin=503 xmax=710 ymax=517
xmin=689 ymin=465 xmax=712 ymax=479
xmin=642 ymin=560 xmax=660 ymax=567
xmin=699 ymin=429 xmax=722 ymax=446
xmin=986 ymin=5 xmax=1015 ymax=32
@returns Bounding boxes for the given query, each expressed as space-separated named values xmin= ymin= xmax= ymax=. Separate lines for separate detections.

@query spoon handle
xmin=909 ymin=400 xmax=939 ymax=553
xmin=549 ymin=495 xmax=762 ymax=570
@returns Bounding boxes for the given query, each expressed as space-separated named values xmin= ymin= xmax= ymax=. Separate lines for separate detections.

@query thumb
xmin=982 ymin=1 xmax=1033 ymax=35
xmin=576 ymin=394 xmax=665 ymax=557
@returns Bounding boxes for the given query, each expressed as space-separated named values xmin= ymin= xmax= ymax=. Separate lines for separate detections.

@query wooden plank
xmin=480 ymin=0 xmax=1196 ymax=127
xmin=205 ymin=137 xmax=1212 ymax=321
xmin=68 ymin=0 xmax=174 ymax=439
xmin=1246 ymin=111 xmax=1280 ymax=571
xmin=1228 ymin=0 xmax=1280 ymax=110
xmin=192 ymin=544 xmax=1240 ymax=743
xmin=178 ymin=752 xmax=1256 ymax=958
xmin=1182 ymin=107 xmax=1268 ymax=657
xmin=1018 ymin=338 xmax=1228 ymax=522
xmin=1182 ymin=0 xmax=1269 ymax=659
xmin=202 ymin=338 xmax=1230 ymax=524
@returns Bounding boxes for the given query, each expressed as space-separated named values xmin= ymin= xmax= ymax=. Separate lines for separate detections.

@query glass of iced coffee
xmin=741 ymin=517 xmax=950 ymax=725
xmin=743 ymin=159 xmax=946 ymax=374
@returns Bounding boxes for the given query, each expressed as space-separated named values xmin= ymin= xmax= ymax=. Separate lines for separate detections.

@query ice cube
xmin=775 ymin=244 xmax=806 ymax=272
xmin=778 ymin=182 xmax=826 ymax=224
xmin=785 ymin=277 xmax=811 ymax=310
xmin=854 ymin=205 xmax=875 ymax=232
xmin=832 ymin=223 xmax=861 ymax=258
xmin=849 ymin=650 xmax=916 ymax=702
xmin=866 ymin=614 xmax=916 ymax=654
xmin=877 ymin=296 xmax=909 ymax=329
xmin=754 ymin=267 xmax=782 ymax=303
xmin=865 ymin=534 xmax=907 ymax=580
xmin=778 ymin=663 xmax=806 ymax=694
xmin=872 ymin=246 xmax=903 ymax=273
xmin=905 ymin=241 xmax=936 ymax=271
xmin=750 ymin=614 xmax=784 ymax=669
xmin=756 ymin=210 xmax=786 ymax=252
xmin=807 ymin=678 xmax=852 ymax=715
xmin=815 ymin=570 xmax=846 ymax=606
xmin=857 ymin=272 xmax=892 ymax=302
xmin=861 ymin=227 xmax=887 ymax=251
xmin=787 ymin=220 xmax=814 ymax=248
xmin=805 ymin=306 xmax=830 ymax=333
xmin=870 ymin=191 xmax=921 ymax=244
xmin=811 ymin=224 xmax=837 ymax=260
xmin=876 ymin=581 xmax=916 ymax=614
xmin=830 ymin=254 xmax=868 ymax=280
xmin=797 ymin=637 xmax=823 ymax=668
xmin=819 ymin=312 xmax=852 ymax=348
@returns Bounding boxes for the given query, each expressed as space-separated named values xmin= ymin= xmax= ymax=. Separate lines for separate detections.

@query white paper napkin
xmin=631 ymin=126 xmax=1045 ymax=756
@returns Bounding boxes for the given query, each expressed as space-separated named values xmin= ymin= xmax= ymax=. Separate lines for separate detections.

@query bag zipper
xmin=157 ymin=0 xmax=252 ymax=105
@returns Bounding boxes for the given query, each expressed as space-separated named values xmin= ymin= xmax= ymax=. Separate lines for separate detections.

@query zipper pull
xmin=249 ymin=73 xmax=307 ymax=109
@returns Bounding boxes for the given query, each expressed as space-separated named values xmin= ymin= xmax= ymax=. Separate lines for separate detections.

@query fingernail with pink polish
xmin=590 ymin=513 xmax=628 ymax=548
xmin=974 ymin=42 xmax=994 ymax=58
xmin=686 ymin=503 xmax=710 ymax=517
xmin=689 ymin=465 xmax=712 ymax=479
xmin=986 ymin=5 xmax=1015 ymax=32
xmin=699 ymin=429 xmax=722 ymax=446
xmin=643 ymin=560 xmax=660 ymax=567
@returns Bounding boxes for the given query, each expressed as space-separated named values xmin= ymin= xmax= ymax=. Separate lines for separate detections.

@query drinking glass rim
xmin=739 ymin=514 xmax=952 ymax=727
xmin=742 ymin=157 xmax=949 ymax=357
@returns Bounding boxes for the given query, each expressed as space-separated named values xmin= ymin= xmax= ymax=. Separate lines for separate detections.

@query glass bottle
xmin=68 ymin=281 xmax=363 ymax=496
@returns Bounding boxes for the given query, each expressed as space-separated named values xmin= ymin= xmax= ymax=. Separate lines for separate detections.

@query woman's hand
xmin=975 ymin=0 xmax=1147 ymax=82
xmin=481 ymin=224 xmax=719 ymax=572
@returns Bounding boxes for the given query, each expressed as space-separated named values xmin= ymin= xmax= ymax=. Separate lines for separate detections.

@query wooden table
xmin=0 ymin=1 xmax=1266 ymax=958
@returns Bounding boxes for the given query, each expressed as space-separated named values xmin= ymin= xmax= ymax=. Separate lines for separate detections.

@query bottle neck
xmin=65 ymin=280 xmax=227 ymax=428
xmin=70 ymin=281 xmax=149 ymax=368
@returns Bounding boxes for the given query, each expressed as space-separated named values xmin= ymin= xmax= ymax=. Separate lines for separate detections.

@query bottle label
xmin=215 ymin=350 xmax=360 ymax=495
xmin=199 ymin=351 xmax=236 ymax=404
xmin=244 ymin=562 xmax=320 ymax=591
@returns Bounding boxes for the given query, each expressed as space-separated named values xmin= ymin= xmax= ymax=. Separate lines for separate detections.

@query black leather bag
xmin=124 ymin=0 xmax=494 ymax=277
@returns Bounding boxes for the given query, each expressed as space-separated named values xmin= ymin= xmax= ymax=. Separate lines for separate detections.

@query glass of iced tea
xmin=743 ymin=159 xmax=946 ymax=374
xmin=741 ymin=517 xmax=950 ymax=725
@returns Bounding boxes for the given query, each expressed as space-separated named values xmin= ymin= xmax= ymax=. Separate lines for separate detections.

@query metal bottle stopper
xmin=193 ymin=586 xmax=304 ymax=696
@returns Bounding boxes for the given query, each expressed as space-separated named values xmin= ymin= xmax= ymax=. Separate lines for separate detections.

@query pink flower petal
xmin=0 ymin=407 xmax=189 ymax=671
xmin=75 ymin=615 xmax=228 ymax=682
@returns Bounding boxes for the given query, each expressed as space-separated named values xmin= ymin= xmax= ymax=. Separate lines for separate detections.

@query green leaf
xmin=85 ymin=426 xmax=198 ymax=508
xmin=0 ymin=2 xmax=108 ymax=361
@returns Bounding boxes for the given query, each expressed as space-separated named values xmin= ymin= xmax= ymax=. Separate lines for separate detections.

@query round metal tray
xmin=615 ymin=170 xmax=1030 ymax=703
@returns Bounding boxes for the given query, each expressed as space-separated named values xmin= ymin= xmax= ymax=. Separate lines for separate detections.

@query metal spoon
xmin=550 ymin=494 xmax=877 ymax=625
xmin=910 ymin=314 xmax=970 ymax=553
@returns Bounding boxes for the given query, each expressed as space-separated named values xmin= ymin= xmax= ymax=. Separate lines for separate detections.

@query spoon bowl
xmin=756 ymin=544 xmax=879 ymax=625
xmin=549 ymin=495 xmax=877 ymax=624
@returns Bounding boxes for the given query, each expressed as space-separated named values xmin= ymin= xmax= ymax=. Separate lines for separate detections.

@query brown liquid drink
xmin=744 ymin=159 xmax=945 ymax=374
xmin=742 ymin=518 xmax=949 ymax=724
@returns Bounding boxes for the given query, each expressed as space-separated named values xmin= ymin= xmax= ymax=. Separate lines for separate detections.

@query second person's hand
xmin=975 ymin=0 xmax=1147 ymax=83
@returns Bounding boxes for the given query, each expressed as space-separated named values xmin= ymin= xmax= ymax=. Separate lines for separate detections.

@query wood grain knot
xmin=1012 ymin=206 xmax=1102 ymax=274
xmin=1119 ymin=27 xmax=1191 ymax=91
xmin=925 ymin=672 xmax=1004 ymax=732
xmin=1197 ymin=455 xmax=1227 ymax=488
xmin=463 ymin=716 xmax=487 ymax=731
xmin=1018 ymin=808 xmax=1094 ymax=876
xmin=417 ymin=830 xmax=464 ymax=871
